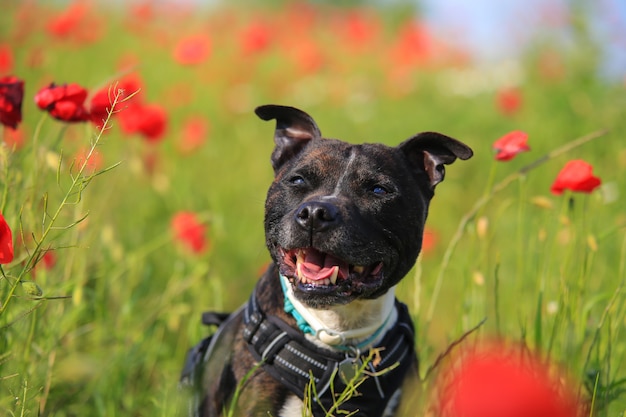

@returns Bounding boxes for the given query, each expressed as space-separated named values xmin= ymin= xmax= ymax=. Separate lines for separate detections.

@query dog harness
xmin=181 ymin=288 xmax=416 ymax=417
xmin=243 ymin=287 xmax=416 ymax=416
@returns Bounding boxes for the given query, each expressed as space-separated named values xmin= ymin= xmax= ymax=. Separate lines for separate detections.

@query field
xmin=1 ymin=1 xmax=625 ymax=416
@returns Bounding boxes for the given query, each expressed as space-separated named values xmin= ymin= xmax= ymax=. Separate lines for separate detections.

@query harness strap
xmin=242 ymin=290 xmax=416 ymax=417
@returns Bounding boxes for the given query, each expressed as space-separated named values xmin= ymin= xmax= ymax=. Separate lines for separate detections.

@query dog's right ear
xmin=255 ymin=105 xmax=322 ymax=171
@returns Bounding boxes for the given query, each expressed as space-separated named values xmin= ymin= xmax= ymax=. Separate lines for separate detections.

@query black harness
xmin=182 ymin=289 xmax=416 ymax=417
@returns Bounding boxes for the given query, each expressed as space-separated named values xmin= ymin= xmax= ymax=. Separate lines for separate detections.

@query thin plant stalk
xmin=0 ymin=87 xmax=128 ymax=316
xmin=423 ymin=128 xmax=609 ymax=330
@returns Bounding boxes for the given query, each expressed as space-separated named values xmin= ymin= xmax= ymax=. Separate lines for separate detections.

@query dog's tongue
xmin=299 ymin=250 xmax=349 ymax=281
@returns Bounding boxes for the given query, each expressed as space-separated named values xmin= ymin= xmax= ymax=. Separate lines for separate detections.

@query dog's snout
xmin=295 ymin=201 xmax=340 ymax=232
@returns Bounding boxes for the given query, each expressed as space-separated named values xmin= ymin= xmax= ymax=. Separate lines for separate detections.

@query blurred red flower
xmin=0 ymin=75 xmax=24 ymax=129
xmin=339 ymin=11 xmax=381 ymax=52
xmin=497 ymin=87 xmax=523 ymax=116
xmin=118 ymin=103 xmax=167 ymax=142
xmin=34 ymin=83 xmax=90 ymax=123
xmin=173 ymin=34 xmax=211 ymax=66
xmin=46 ymin=2 xmax=88 ymax=38
xmin=0 ymin=44 xmax=14 ymax=74
xmin=550 ymin=160 xmax=602 ymax=195
xmin=421 ymin=227 xmax=438 ymax=255
xmin=492 ymin=130 xmax=530 ymax=161
xmin=116 ymin=73 xmax=144 ymax=104
xmin=437 ymin=343 xmax=581 ymax=417
xmin=177 ymin=116 xmax=209 ymax=154
xmin=0 ymin=212 xmax=14 ymax=264
xmin=38 ymin=250 xmax=57 ymax=271
xmin=89 ymin=87 xmax=114 ymax=128
xmin=2 ymin=127 xmax=25 ymax=149
xmin=74 ymin=147 xmax=103 ymax=174
xmin=171 ymin=211 xmax=208 ymax=254
xmin=390 ymin=22 xmax=434 ymax=67
xmin=240 ymin=20 xmax=273 ymax=56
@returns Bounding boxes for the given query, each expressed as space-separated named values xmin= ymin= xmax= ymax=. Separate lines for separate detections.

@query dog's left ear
xmin=255 ymin=105 xmax=322 ymax=171
xmin=399 ymin=132 xmax=473 ymax=189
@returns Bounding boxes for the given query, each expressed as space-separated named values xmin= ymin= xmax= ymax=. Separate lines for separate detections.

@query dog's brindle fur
xmin=197 ymin=105 xmax=472 ymax=416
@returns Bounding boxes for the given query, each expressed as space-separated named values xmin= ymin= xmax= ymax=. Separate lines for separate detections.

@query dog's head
xmin=257 ymin=105 xmax=472 ymax=308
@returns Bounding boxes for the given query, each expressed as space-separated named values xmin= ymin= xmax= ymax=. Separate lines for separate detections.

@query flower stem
xmin=0 ymin=89 xmax=124 ymax=316
xmin=423 ymin=128 xmax=609 ymax=330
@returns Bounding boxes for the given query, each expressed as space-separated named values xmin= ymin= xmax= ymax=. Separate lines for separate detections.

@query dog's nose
xmin=295 ymin=201 xmax=340 ymax=232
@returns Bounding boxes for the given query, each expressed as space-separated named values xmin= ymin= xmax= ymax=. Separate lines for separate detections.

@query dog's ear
xmin=399 ymin=132 xmax=473 ymax=189
xmin=255 ymin=105 xmax=322 ymax=171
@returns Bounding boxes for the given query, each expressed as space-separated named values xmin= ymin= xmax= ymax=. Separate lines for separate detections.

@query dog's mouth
xmin=279 ymin=247 xmax=384 ymax=296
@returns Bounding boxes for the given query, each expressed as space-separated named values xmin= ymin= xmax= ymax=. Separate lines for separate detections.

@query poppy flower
xmin=34 ymin=83 xmax=90 ymax=123
xmin=492 ymin=130 xmax=530 ymax=161
xmin=0 ymin=75 xmax=24 ymax=129
xmin=33 ymin=250 xmax=57 ymax=277
xmin=240 ymin=21 xmax=273 ymax=56
xmin=496 ymin=87 xmax=523 ymax=116
xmin=550 ymin=160 xmax=601 ymax=195
xmin=118 ymin=103 xmax=167 ymax=142
xmin=0 ymin=212 xmax=14 ymax=264
xmin=437 ymin=343 xmax=581 ymax=417
xmin=177 ymin=116 xmax=209 ymax=154
xmin=171 ymin=211 xmax=208 ymax=254
xmin=421 ymin=227 xmax=438 ymax=255
xmin=89 ymin=87 xmax=114 ymax=127
xmin=173 ymin=35 xmax=211 ymax=66
xmin=0 ymin=44 xmax=13 ymax=74
xmin=73 ymin=147 xmax=103 ymax=174
xmin=46 ymin=2 xmax=88 ymax=39
xmin=2 ymin=126 xmax=25 ymax=149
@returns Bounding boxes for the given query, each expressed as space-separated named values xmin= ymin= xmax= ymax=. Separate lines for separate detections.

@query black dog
xmin=181 ymin=105 xmax=473 ymax=417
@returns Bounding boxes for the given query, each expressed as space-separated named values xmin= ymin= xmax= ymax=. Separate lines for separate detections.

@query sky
xmin=419 ymin=0 xmax=626 ymax=79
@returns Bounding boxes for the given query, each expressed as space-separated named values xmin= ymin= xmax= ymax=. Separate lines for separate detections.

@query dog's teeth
xmin=322 ymin=278 xmax=330 ymax=286
xmin=353 ymin=265 xmax=364 ymax=274
xmin=297 ymin=263 xmax=304 ymax=282
xmin=329 ymin=266 xmax=338 ymax=285
xmin=296 ymin=249 xmax=305 ymax=263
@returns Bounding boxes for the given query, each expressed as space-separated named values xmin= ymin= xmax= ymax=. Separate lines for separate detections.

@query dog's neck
xmin=280 ymin=275 xmax=397 ymax=350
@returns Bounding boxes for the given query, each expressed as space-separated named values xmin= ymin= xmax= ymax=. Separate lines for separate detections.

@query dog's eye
xmin=289 ymin=176 xmax=306 ymax=186
xmin=371 ymin=185 xmax=389 ymax=196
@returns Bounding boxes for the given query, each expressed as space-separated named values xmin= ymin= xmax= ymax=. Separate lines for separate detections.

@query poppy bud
xmin=21 ymin=280 xmax=44 ymax=297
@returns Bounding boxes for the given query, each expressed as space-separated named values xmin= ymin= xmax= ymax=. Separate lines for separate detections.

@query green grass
xmin=1 ymin=2 xmax=625 ymax=416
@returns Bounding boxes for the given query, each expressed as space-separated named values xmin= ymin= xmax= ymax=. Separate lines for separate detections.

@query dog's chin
xmin=277 ymin=247 xmax=385 ymax=307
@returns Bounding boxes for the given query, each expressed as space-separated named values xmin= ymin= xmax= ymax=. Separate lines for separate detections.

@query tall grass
xmin=1 ymin=2 xmax=625 ymax=416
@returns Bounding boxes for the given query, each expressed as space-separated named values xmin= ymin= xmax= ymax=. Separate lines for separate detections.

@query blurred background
xmin=1 ymin=0 xmax=625 ymax=415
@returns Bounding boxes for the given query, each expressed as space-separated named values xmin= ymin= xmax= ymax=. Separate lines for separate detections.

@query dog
xmin=181 ymin=104 xmax=473 ymax=417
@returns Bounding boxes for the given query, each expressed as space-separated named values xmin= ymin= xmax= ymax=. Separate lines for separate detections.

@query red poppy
xmin=240 ymin=20 xmax=273 ymax=56
xmin=171 ymin=211 xmax=208 ymax=254
xmin=0 ymin=44 xmax=13 ymax=74
xmin=492 ymin=130 xmax=530 ymax=161
xmin=118 ymin=103 xmax=167 ymax=142
xmin=36 ymin=250 xmax=57 ymax=272
xmin=2 ymin=126 xmax=25 ymax=149
xmin=389 ymin=22 xmax=434 ymax=68
xmin=74 ymin=147 xmax=103 ymax=174
xmin=550 ymin=159 xmax=602 ymax=195
xmin=339 ymin=11 xmax=381 ymax=52
xmin=437 ymin=343 xmax=580 ymax=417
xmin=46 ymin=2 xmax=88 ymax=38
xmin=89 ymin=87 xmax=113 ymax=127
xmin=89 ymin=85 xmax=126 ymax=128
xmin=0 ymin=212 xmax=14 ymax=264
xmin=496 ymin=87 xmax=523 ymax=116
xmin=173 ymin=34 xmax=211 ymax=66
xmin=0 ymin=76 xmax=24 ymax=130
xmin=421 ymin=227 xmax=438 ymax=255
xmin=116 ymin=73 xmax=144 ymax=104
xmin=34 ymin=83 xmax=90 ymax=123
xmin=177 ymin=116 xmax=209 ymax=154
